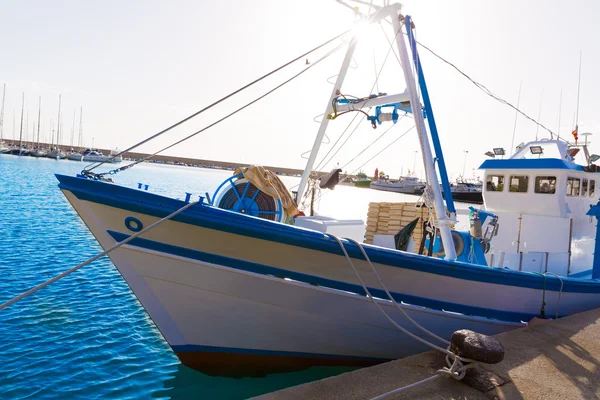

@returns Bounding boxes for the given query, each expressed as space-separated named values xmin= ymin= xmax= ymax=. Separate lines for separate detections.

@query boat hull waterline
xmin=56 ymin=175 xmax=538 ymax=375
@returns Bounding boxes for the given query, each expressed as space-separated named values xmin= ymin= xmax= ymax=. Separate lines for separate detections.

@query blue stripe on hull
xmin=107 ymin=230 xmax=538 ymax=322
xmin=55 ymin=174 xmax=600 ymax=294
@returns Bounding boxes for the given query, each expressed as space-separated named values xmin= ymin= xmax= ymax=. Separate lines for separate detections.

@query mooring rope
xmin=328 ymin=234 xmax=480 ymax=398
xmin=0 ymin=201 xmax=199 ymax=311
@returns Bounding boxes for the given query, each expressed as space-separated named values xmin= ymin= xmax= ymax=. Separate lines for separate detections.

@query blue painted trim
xmin=479 ymin=158 xmax=585 ymax=171
xmin=55 ymin=174 xmax=600 ymax=295
xmin=405 ymin=15 xmax=456 ymax=214
xmin=171 ymin=344 xmax=391 ymax=362
xmin=124 ymin=216 xmax=143 ymax=232
xmin=569 ymin=269 xmax=592 ymax=279
xmin=107 ymin=230 xmax=537 ymax=322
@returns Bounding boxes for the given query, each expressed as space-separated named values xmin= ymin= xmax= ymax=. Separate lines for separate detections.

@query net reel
xmin=211 ymin=174 xmax=286 ymax=223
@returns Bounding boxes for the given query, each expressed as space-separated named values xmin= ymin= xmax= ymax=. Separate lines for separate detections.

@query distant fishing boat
xmin=352 ymin=171 xmax=372 ymax=188
xmin=442 ymin=180 xmax=483 ymax=204
xmin=371 ymin=175 xmax=425 ymax=194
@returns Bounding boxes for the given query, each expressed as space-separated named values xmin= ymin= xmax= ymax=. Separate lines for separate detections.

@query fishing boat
xmin=55 ymin=2 xmax=600 ymax=378
xmin=353 ymin=171 xmax=372 ymax=188
xmin=80 ymin=148 xmax=122 ymax=163
xmin=442 ymin=180 xmax=483 ymax=204
xmin=371 ymin=175 xmax=425 ymax=194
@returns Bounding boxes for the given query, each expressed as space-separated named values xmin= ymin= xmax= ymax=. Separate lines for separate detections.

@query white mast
xmin=36 ymin=97 xmax=41 ymax=148
xmin=18 ymin=93 xmax=24 ymax=155
xmin=56 ymin=94 xmax=62 ymax=149
xmin=0 ymin=83 xmax=5 ymax=144
xmin=391 ymin=10 xmax=456 ymax=260
xmin=78 ymin=107 xmax=83 ymax=149
xmin=296 ymin=38 xmax=359 ymax=204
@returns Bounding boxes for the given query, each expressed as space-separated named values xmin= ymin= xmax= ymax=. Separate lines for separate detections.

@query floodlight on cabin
xmin=493 ymin=148 xmax=505 ymax=156
xmin=567 ymin=147 xmax=580 ymax=158
xmin=530 ymin=146 xmax=543 ymax=155
xmin=590 ymin=154 xmax=600 ymax=163
xmin=484 ymin=151 xmax=495 ymax=158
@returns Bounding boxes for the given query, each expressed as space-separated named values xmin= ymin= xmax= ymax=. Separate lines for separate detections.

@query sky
xmin=1 ymin=0 xmax=600 ymax=180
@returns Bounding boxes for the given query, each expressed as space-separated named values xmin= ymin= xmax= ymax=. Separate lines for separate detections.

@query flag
xmin=572 ymin=126 xmax=578 ymax=142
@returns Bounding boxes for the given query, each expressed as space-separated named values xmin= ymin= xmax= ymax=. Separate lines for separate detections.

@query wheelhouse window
xmin=534 ymin=176 xmax=556 ymax=194
xmin=582 ymin=179 xmax=588 ymax=197
xmin=509 ymin=175 xmax=529 ymax=193
xmin=591 ymin=180 xmax=596 ymax=197
xmin=486 ymin=175 xmax=504 ymax=192
xmin=567 ymin=177 xmax=581 ymax=196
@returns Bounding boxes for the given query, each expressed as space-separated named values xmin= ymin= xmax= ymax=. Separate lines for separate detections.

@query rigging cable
xmin=93 ymin=42 xmax=348 ymax=179
xmin=411 ymin=33 xmax=561 ymax=141
xmin=82 ymin=29 xmax=351 ymax=175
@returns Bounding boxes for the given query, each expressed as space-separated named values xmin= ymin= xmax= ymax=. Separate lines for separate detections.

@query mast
xmin=78 ymin=107 xmax=83 ymax=149
xmin=70 ymin=108 xmax=75 ymax=148
xmin=18 ymin=93 xmax=24 ymax=155
xmin=56 ymin=94 xmax=62 ymax=149
xmin=0 ymin=83 xmax=5 ymax=144
xmin=397 ymin=13 xmax=455 ymax=260
xmin=296 ymin=36 xmax=358 ymax=204
xmin=36 ymin=97 xmax=41 ymax=148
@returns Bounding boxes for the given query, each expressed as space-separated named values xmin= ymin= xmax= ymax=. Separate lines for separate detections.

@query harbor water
xmin=0 ymin=155 xmax=455 ymax=399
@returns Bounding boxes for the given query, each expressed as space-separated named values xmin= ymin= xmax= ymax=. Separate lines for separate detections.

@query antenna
xmin=510 ymin=81 xmax=522 ymax=152
xmin=556 ymin=86 xmax=562 ymax=140
xmin=535 ymin=89 xmax=544 ymax=141
xmin=574 ymin=51 xmax=582 ymax=143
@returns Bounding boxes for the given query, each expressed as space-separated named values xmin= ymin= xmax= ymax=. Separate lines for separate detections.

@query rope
xmin=0 ymin=200 xmax=199 ymax=311
xmin=329 ymin=233 xmax=477 ymax=399
xmin=532 ymin=271 xmax=564 ymax=319
xmin=92 ymin=42 xmax=346 ymax=180
xmin=83 ymin=29 xmax=351 ymax=174
xmin=327 ymin=234 xmax=469 ymax=361
xmin=343 ymin=237 xmax=450 ymax=346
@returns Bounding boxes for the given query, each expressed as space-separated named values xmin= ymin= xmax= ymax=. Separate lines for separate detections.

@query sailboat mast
xmin=56 ymin=94 xmax=62 ymax=149
xmin=70 ymin=108 xmax=75 ymax=148
xmin=78 ymin=107 xmax=83 ymax=149
xmin=36 ymin=96 xmax=41 ymax=147
xmin=0 ymin=83 xmax=5 ymax=144
xmin=18 ymin=93 xmax=24 ymax=155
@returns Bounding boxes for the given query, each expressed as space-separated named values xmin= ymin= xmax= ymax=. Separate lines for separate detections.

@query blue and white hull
xmin=56 ymin=174 xmax=600 ymax=375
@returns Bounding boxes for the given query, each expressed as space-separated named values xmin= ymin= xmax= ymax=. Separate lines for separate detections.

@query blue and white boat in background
xmin=55 ymin=2 xmax=600 ymax=377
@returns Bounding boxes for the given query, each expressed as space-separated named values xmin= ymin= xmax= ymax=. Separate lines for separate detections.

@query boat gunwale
xmin=55 ymin=173 xmax=600 ymax=294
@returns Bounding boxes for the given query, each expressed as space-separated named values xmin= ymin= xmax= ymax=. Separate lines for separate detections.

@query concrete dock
xmin=254 ymin=308 xmax=600 ymax=399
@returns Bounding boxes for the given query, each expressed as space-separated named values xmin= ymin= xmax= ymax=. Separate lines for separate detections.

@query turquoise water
xmin=0 ymin=155 xmax=372 ymax=399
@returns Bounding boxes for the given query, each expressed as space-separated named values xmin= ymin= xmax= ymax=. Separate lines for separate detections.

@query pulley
xmin=211 ymin=174 xmax=285 ymax=223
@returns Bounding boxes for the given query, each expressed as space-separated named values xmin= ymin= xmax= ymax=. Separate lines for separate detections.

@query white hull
xmin=371 ymin=181 xmax=424 ymax=194
xmin=60 ymin=187 xmax=525 ymax=375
